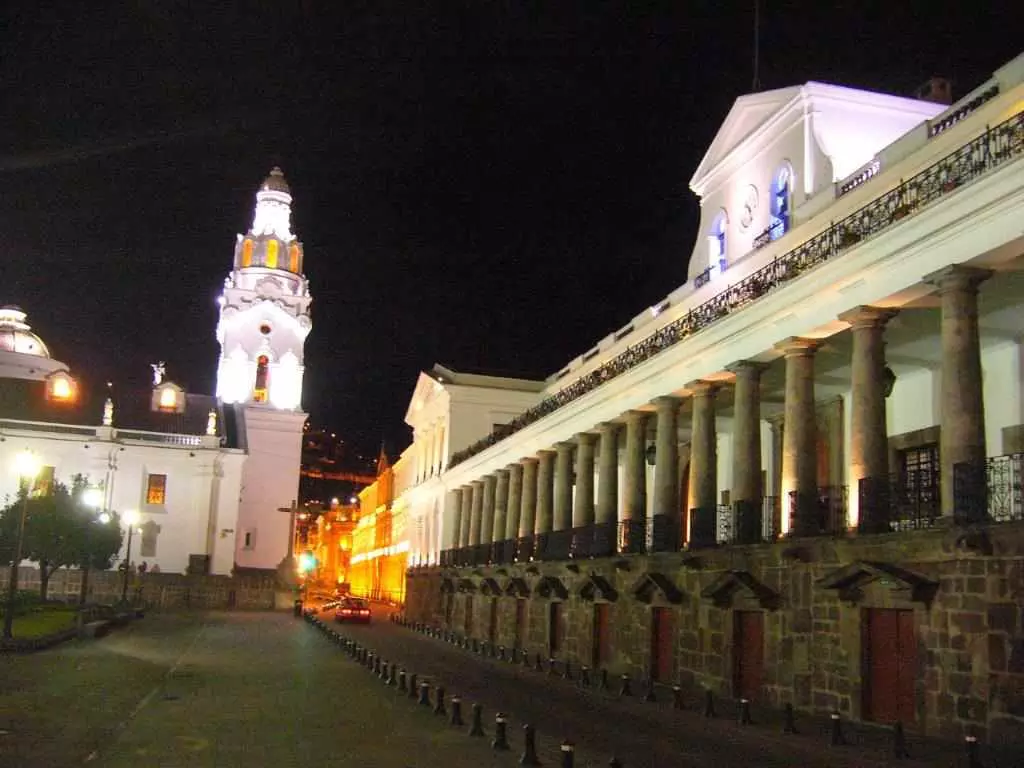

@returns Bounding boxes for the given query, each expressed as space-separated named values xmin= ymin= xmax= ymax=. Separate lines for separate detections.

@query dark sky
xmin=2 ymin=2 xmax=1019 ymax=460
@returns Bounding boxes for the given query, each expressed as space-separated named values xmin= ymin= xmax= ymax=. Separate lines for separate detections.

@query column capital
xmin=923 ymin=264 xmax=993 ymax=294
xmin=554 ymin=441 xmax=576 ymax=452
xmin=536 ymin=448 xmax=556 ymax=458
xmin=575 ymin=432 xmax=598 ymax=446
xmin=774 ymin=336 xmax=821 ymax=357
xmin=597 ymin=421 xmax=620 ymax=434
xmin=471 ymin=478 xmax=484 ymax=488
xmin=651 ymin=395 xmax=682 ymax=411
xmin=685 ymin=379 xmax=720 ymax=396
xmin=726 ymin=360 xmax=769 ymax=378
xmin=507 ymin=462 xmax=523 ymax=473
xmin=838 ymin=305 xmax=899 ymax=329
xmin=624 ymin=409 xmax=649 ymax=425
xmin=519 ymin=456 xmax=540 ymax=466
xmin=494 ymin=467 xmax=510 ymax=478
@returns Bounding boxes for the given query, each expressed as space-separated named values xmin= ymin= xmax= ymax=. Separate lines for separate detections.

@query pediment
xmin=504 ymin=577 xmax=531 ymax=598
xmin=816 ymin=560 xmax=938 ymax=605
xmin=440 ymin=578 xmax=455 ymax=594
xmin=630 ymin=572 xmax=683 ymax=605
xmin=579 ymin=574 xmax=618 ymax=602
xmin=700 ymin=570 xmax=779 ymax=610
xmin=479 ymin=578 xmax=502 ymax=597
xmin=404 ymin=370 xmax=449 ymax=428
xmin=535 ymin=575 xmax=568 ymax=601
xmin=456 ymin=577 xmax=477 ymax=594
xmin=690 ymin=86 xmax=802 ymax=194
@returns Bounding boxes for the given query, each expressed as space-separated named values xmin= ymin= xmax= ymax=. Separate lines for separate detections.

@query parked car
xmin=334 ymin=598 xmax=371 ymax=624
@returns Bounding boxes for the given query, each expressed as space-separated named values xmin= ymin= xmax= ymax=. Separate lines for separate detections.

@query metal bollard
xmin=520 ymin=724 xmax=541 ymax=766
xmin=672 ymin=686 xmax=684 ymax=710
xmin=386 ymin=664 xmax=397 ymax=686
xmin=407 ymin=673 xmax=418 ymax=699
xmin=548 ymin=658 xmax=557 ymax=676
xmin=892 ymin=721 xmax=909 ymax=759
xmin=450 ymin=695 xmax=464 ymax=726
xmin=643 ymin=678 xmax=656 ymax=703
xmin=738 ymin=698 xmax=752 ymax=725
xmin=522 ymin=649 xmax=531 ymax=665
xmin=398 ymin=670 xmax=407 ymax=692
xmin=535 ymin=653 xmax=544 ymax=672
xmin=468 ymin=703 xmax=485 ymax=737
xmin=830 ymin=712 xmax=846 ymax=746
xmin=965 ymin=733 xmax=981 ymax=768
xmin=609 ymin=758 xmax=623 ymax=768
xmin=379 ymin=661 xmax=389 ymax=681
xmin=580 ymin=666 xmax=591 ymax=687
xmin=560 ymin=740 xmax=575 ymax=768
xmin=472 ymin=638 xmax=480 ymax=654
xmin=498 ymin=645 xmax=506 ymax=661
xmin=373 ymin=656 xmax=382 ymax=676
xmin=619 ymin=674 xmax=632 ymax=697
xmin=783 ymin=702 xmax=797 ymax=733
xmin=434 ymin=686 xmax=446 ymax=716
xmin=703 ymin=689 xmax=715 ymax=718
xmin=562 ymin=660 xmax=572 ymax=680
xmin=492 ymin=712 xmax=510 ymax=751
xmin=418 ymin=681 xmax=431 ymax=707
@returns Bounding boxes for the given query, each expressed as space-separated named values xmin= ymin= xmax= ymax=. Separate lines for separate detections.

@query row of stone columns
xmin=438 ymin=263 xmax=991 ymax=561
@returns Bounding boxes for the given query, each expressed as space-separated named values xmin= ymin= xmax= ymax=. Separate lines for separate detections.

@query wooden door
xmin=863 ymin=608 xmax=916 ymax=724
xmin=488 ymin=597 xmax=498 ymax=644
xmin=548 ymin=602 xmax=563 ymax=656
xmin=464 ymin=595 xmax=473 ymax=636
xmin=650 ymin=608 xmax=674 ymax=682
xmin=515 ymin=599 xmax=526 ymax=649
xmin=733 ymin=611 xmax=764 ymax=700
xmin=592 ymin=603 xmax=611 ymax=669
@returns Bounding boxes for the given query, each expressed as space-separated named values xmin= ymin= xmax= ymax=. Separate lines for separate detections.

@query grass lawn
xmin=6 ymin=607 xmax=78 ymax=638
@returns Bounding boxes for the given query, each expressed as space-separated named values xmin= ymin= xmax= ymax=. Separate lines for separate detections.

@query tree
xmin=72 ymin=510 xmax=124 ymax=605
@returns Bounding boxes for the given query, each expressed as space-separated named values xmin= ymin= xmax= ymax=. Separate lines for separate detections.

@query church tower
xmin=218 ymin=168 xmax=311 ymax=574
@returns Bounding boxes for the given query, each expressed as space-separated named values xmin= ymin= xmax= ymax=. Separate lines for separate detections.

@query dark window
xmin=895 ymin=444 xmax=940 ymax=525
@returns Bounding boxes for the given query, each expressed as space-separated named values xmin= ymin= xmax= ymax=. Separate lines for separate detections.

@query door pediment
xmin=630 ymin=572 xmax=683 ymax=605
xmin=579 ymin=574 xmax=618 ymax=603
xmin=700 ymin=570 xmax=780 ymax=610
xmin=535 ymin=575 xmax=568 ymax=600
xmin=816 ymin=560 xmax=938 ymax=605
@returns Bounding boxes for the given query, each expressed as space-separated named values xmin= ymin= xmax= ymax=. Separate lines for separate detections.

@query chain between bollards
xmin=520 ymin=724 xmax=541 ymax=766
xmin=492 ymin=712 xmax=510 ymax=751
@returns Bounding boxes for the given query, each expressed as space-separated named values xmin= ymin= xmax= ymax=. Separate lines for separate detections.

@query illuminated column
xmin=447 ymin=488 xmax=463 ymax=551
xmin=572 ymin=433 xmax=596 ymax=528
xmin=651 ymin=397 xmax=680 ymax=551
xmin=553 ymin=442 xmax=575 ymax=532
xmin=622 ymin=411 xmax=648 ymax=522
xmin=459 ymin=485 xmax=473 ymax=548
xmin=481 ymin=474 xmax=497 ymax=548
xmin=535 ymin=450 xmax=555 ymax=535
xmin=839 ymin=306 xmax=898 ymax=531
xmin=596 ymin=422 xmax=619 ymax=525
xmin=468 ymin=480 xmax=484 ymax=546
xmin=686 ymin=383 xmax=718 ymax=547
xmin=519 ymin=458 xmax=539 ymax=538
xmin=925 ymin=265 xmax=992 ymax=518
xmin=506 ymin=463 xmax=523 ymax=541
xmin=493 ymin=469 xmax=510 ymax=544
xmin=776 ymin=337 xmax=820 ymax=536
xmin=727 ymin=361 xmax=767 ymax=543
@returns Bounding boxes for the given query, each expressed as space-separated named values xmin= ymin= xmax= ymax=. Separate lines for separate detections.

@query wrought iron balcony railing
xmin=449 ymin=110 xmax=1024 ymax=469
xmin=953 ymin=452 xmax=1024 ymax=525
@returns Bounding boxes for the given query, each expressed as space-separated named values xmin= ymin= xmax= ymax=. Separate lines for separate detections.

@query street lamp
xmin=120 ymin=510 xmax=140 ymax=604
xmin=78 ymin=486 xmax=105 ymax=606
xmin=3 ymin=450 xmax=41 ymax=639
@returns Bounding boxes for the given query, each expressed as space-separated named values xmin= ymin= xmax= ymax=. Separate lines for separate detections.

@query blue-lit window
xmin=770 ymin=165 xmax=791 ymax=241
xmin=707 ymin=211 xmax=728 ymax=277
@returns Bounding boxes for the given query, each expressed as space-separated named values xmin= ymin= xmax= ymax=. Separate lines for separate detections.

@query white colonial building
xmin=399 ymin=54 xmax=1024 ymax=742
xmin=0 ymin=168 xmax=311 ymax=577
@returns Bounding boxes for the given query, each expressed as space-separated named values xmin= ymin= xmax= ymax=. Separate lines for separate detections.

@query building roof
xmin=0 ymin=306 xmax=51 ymax=358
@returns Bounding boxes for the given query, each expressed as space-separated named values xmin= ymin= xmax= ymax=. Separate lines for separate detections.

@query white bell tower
xmin=217 ymin=168 xmax=311 ymax=574
xmin=215 ymin=167 xmax=312 ymax=408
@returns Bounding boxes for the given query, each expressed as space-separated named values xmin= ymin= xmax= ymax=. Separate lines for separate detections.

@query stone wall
xmin=0 ymin=566 xmax=279 ymax=610
xmin=405 ymin=523 xmax=1024 ymax=745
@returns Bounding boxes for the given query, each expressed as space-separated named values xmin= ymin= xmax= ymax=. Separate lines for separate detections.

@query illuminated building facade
xmin=400 ymin=56 xmax=1024 ymax=743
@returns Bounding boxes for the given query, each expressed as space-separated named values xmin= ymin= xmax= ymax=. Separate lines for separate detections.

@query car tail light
xmin=360 ymin=610 xmax=369 ymax=615
xmin=341 ymin=609 xmax=352 ymax=615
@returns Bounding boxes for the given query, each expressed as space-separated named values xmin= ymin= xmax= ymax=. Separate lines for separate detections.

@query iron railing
xmin=788 ymin=486 xmax=849 ymax=537
xmin=449 ymin=110 xmax=1024 ymax=469
xmin=858 ymin=471 xmax=941 ymax=533
xmin=953 ymin=453 xmax=1024 ymax=525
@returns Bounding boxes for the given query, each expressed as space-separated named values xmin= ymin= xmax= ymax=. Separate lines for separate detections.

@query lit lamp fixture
xmin=3 ymin=450 xmax=41 ymax=639
xmin=45 ymin=371 xmax=77 ymax=403
xmin=120 ymin=510 xmax=141 ymax=604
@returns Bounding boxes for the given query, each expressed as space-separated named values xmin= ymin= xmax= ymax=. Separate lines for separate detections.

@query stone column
xmin=651 ymin=396 xmax=681 ymax=551
xmin=553 ymin=442 xmax=575 ymax=532
xmin=481 ymin=474 xmax=497 ymax=546
xmin=447 ymin=488 xmax=463 ymax=553
xmin=838 ymin=306 xmax=898 ymax=532
xmin=727 ymin=361 xmax=767 ymax=543
xmin=459 ymin=485 xmax=473 ymax=548
xmin=924 ymin=265 xmax=993 ymax=520
xmin=506 ymin=463 xmax=523 ymax=541
xmin=596 ymin=422 xmax=619 ymax=524
xmin=686 ymin=383 xmax=718 ymax=548
xmin=622 ymin=411 xmax=648 ymax=522
xmin=493 ymin=469 xmax=510 ymax=548
xmin=573 ymin=433 xmax=597 ymax=527
xmin=468 ymin=480 xmax=484 ymax=546
xmin=535 ymin=451 xmax=555 ymax=535
xmin=519 ymin=458 xmax=539 ymax=537
xmin=775 ymin=337 xmax=820 ymax=537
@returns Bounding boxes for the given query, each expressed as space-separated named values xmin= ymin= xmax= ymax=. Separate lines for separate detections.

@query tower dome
xmin=260 ymin=167 xmax=291 ymax=194
xmin=0 ymin=306 xmax=51 ymax=357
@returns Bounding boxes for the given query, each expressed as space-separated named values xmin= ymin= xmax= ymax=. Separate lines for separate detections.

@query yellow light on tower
xmin=46 ymin=371 xmax=77 ymax=403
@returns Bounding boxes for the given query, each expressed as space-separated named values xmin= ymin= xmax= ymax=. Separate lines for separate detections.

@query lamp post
xmin=78 ymin=486 xmax=105 ymax=607
xmin=120 ymin=510 xmax=140 ymax=604
xmin=3 ymin=450 xmax=41 ymax=640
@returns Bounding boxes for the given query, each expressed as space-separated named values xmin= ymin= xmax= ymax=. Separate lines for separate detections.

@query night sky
xmin=2 ymin=2 xmax=1019 ymax=461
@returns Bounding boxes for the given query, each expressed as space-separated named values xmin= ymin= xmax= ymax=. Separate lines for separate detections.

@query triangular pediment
xmin=816 ymin=560 xmax=938 ymax=605
xmin=690 ymin=86 xmax=802 ymax=194
xmin=630 ymin=572 xmax=683 ymax=605
xmin=403 ymin=369 xmax=450 ymax=428
xmin=535 ymin=575 xmax=568 ymax=601
xmin=701 ymin=570 xmax=780 ymax=610
xmin=579 ymin=574 xmax=618 ymax=602
xmin=479 ymin=577 xmax=502 ymax=597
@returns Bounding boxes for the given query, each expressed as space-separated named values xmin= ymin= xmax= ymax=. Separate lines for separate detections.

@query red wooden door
xmin=733 ymin=611 xmax=764 ymax=700
xmin=863 ymin=609 xmax=916 ymax=724
xmin=488 ymin=598 xmax=498 ymax=644
xmin=515 ymin=599 xmax=526 ymax=648
xmin=592 ymin=603 xmax=611 ymax=669
xmin=650 ymin=608 xmax=674 ymax=682
xmin=464 ymin=595 xmax=473 ymax=636
xmin=548 ymin=602 xmax=563 ymax=655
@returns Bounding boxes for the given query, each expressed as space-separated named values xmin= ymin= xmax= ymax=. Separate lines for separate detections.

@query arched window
xmin=288 ymin=243 xmax=300 ymax=273
xmin=770 ymin=165 xmax=792 ymax=241
xmin=241 ymin=239 xmax=253 ymax=268
xmin=706 ymin=210 xmax=728 ymax=280
xmin=253 ymin=355 xmax=269 ymax=403
xmin=266 ymin=240 xmax=279 ymax=269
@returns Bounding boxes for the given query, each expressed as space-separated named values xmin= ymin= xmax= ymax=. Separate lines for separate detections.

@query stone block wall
xmin=405 ymin=523 xmax=1024 ymax=745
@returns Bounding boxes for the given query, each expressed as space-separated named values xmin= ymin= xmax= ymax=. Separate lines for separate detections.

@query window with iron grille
xmin=896 ymin=444 xmax=940 ymax=526
xmin=146 ymin=473 xmax=167 ymax=505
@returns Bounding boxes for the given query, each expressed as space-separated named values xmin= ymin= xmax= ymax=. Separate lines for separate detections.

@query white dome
xmin=0 ymin=306 xmax=50 ymax=357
